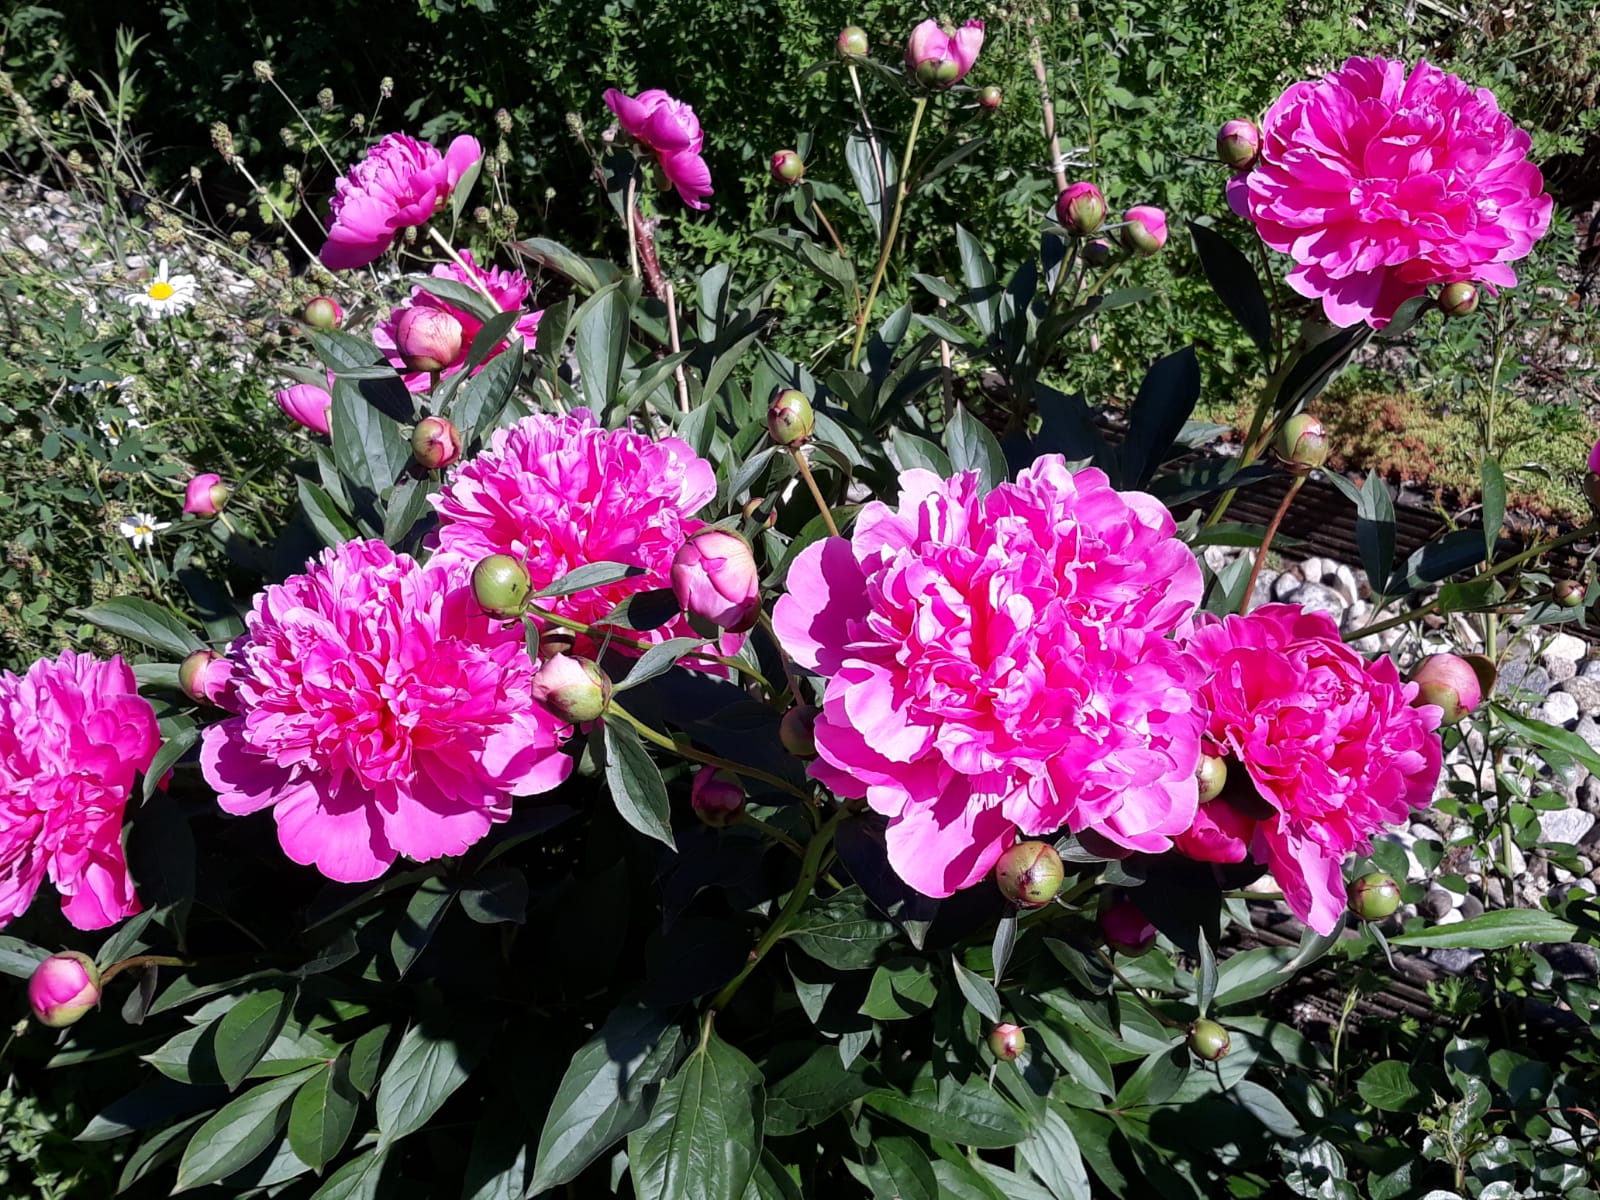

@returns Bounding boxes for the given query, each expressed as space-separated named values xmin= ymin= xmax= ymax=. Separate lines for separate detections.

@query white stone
xmin=1542 ymin=633 xmax=1588 ymax=667
xmin=1273 ymin=572 xmax=1301 ymax=601
xmin=23 ymin=233 xmax=48 ymax=255
xmin=1330 ymin=564 xmax=1360 ymax=604
xmin=1539 ymin=808 xmax=1596 ymax=847
xmin=1547 ymin=657 xmax=1578 ymax=684
xmin=1437 ymin=908 xmax=1465 ymax=925
xmin=1539 ymin=692 xmax=1581 ymax=727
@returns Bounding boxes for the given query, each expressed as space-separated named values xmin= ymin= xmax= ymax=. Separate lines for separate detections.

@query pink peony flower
xmin=0 ymin=651 xmax=160 ymax=930
xmin=904 ymin=19 xmax=985 ymax=87
xmin=320 ymin=132 xmax=483 ymax=271
xmin=200 ymin=539 xmax=572 ymax=884
xmin=276 ymin=383 xmax=333 ymax=435
xmin=429 ymin=410 xmax=723 ymax=649
xmin=374 ymin=252 xmax=542 ymax=393
xmin=603 ymin=88 xmax=714 ymax=211
xmin=1175 ymin=604 xmax=1443 ymax=933
xmin=773 ymin=460 xmax=1207 ymax=898
xmin=183 ymin=472 xmax=230 ymax=515
xmin=671 ymin=529 xmax=761 ymax=634
xmin=1245 ymin=57 xmax=1552 ymax=329
xmin=28 ymin=951 xmax=101 ymax=1026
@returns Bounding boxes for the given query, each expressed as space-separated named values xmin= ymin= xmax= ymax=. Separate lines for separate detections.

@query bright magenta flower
xmin=671 ymin=530 xmax=761 ymax=634
xmin=276 ymin=383 xmax=332 ymax=435
xmin=374 ymin=252 xmax=542 ymax=393
xmin=28 ymin=952 xmax=101 ymax=1026
xmin=0 ymin=652 xmax=159 ymax=929
xmin=1245 ymin=57 xmax=1552 ymax=329
xmin=904 ymin=19 xmax=985 ymax=87
xmin=774 ymin=461 xmax=1206 ymax=898
xmin=183 ymin=472 xmax=230 ymax=515
xmin=320 ymin=132 xmax=482 ymax=270
xmin=1175 ymin=604 xmax=1443 ymax=934
xmin=603 ymin=88 xmax=713 ymax=210
xmin=200 ymin=540 xmax=572 ymax=883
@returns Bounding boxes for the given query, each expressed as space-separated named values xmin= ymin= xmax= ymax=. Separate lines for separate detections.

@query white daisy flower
xmin=126 ymin=259 xmax=197 ymax=317
xmin=119 ymin=513 xmax=171 ymax=549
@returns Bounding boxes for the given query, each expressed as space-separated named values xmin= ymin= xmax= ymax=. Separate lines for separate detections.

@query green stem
xmin=99 ymin=954 xmax=186 ymax=986
xmin=790 ymin=447 xmax=840 ymax=538
xmin=848 ymin=95 xmax=928 ymax=370
xmin=1092 ymin=947 xmax=1186 ymax=1029
xmin=1202 ymin=349 xmax=1301 ymax=530
xmin=710 ymin=809 xmax=845 ymax=1011
xmin=609 ymin=704 xmax=811 ymax=802
xmin=736 ymin=812 xmax=805 ymax=859
xmin=1240 ymin=474 xmax=1306 ymax=614
xmin=532 ymin=607 xmax=773 ymax=691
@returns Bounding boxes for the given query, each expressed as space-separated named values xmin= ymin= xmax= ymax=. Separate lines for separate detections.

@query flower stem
xmin=625 ymin=172 xmax=640 ymax=281
xmin=848 ymin=95 xmax=928 ymax=370
xmin=664 ymin=280 xmax=691 ymax=414
xmin=1241 ymin=474 xmax=1306 ymax=614
xmin=531 ymin=607 xmax=773 ymax=691
xmin=1092 ymin=947 xmax=1187 ymax=1029
xmin=425 ymin=226 xmax=501 ymax=311
xmin=735 ymin=812 xmax=805 ymax=858
xmin=790 ymin=448 xmax=840 ymax=538
xmin=99 ymin=954 xmax=186 ymax=986
xmin=608 ymin=703 xmax=811 ymax=802
xmin=811 ymin=197 xmax=862 ymax=322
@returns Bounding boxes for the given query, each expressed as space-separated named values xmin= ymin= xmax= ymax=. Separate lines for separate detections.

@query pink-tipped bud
xmin=671 ymin=529 xmax=762 ymax=635
xmin=1408 ymin=653 xmax=1484 ymax=726
xmin=1196 ymin=754 xmax=1227 ymax=803
xmin=1216 ymin=119 xmax=1261 ymax=171
xmin=770 ymin=150 xmax=805 ymax=186
xmin=1274 ymin=413 xmax=1329 ymax=469
xmin=303 ymin=296 xmax=343 ymax=330
xmin=1055 ymin=182 xmax=1106 ymax=238
xmin=1100 ymin=895 xmax=1157 ymax=956
xmin=1587 ymin=438 xmax=1600 ymax=478
xmin=837 ymin=25 xmax=869 ymax=57
xmin=179 ymin=649 xmax=230 ymax=706
xmin=779 ymin=705 xmax=819 ymax=758
xmin=994 ymin=841 xmax=1064 ymax=908
xmin=987 ymin=1023 xmax=1026 ymax=1061
xmin=1119 ymin=206 xmax=1168 ymax=256
xmin=742 ymin=497 xmax=778 ymax=529
xmin=1082 ymin=239 xmax=1115 ymax=268
xmin=530 ymin=653 xmax=611 ymax=724
xmin=411 ymin=416 xmax=462 ymax=470
xmin=1187 ymin=1018 xmax=1231 ymax=1061
xmin=182 ymin=472 xmax=231 ymax=516
xmin=28 ymin=952 xmax=101 ymax=1027
xmin=767 ymin=388 xmax=815 ymax=448
xmin=1348 ymin=872 xmax=1401 ymax=921
xmin=394 ymin=306 xmax=464 ymax=373
xmin=905 ymin=18 xmax=984 ymax=88
xmin=1438 ymin=281 xmax=1480 ymax=318
xmin=691 ymin=765 xmax=745 ymax=827
xmin=977 ymin=85 xmax=1002 ymax=111
xmin=276 ymin=383 xmax=333 ymax=435
xmin=471 ymin=554 xmax=532 ymax=619
xmin=1556 ymin=580 xmax=1587 ymax=609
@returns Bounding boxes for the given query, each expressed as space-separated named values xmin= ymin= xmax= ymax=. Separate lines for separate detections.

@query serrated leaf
xmin=1356 ymin=1060 xmax=1424 ymax=1112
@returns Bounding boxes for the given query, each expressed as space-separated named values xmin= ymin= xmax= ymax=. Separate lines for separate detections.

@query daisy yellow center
xmin=148 ymin=281 xmax=176 ymax=301
xmin=134 ymin=523 xmax=154 ymax=535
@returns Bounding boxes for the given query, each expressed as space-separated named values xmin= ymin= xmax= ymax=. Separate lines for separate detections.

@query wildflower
xmin=119 ymin=512 xmax=169 ymax=550
xmin=126 ymin=258 xmax=197 ymax=317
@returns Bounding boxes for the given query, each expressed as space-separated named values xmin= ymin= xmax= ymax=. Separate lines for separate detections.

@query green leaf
xmin=855 ymin=1135 xmax=938 ymax=1200
xmin=374 ymin=1019 xmax=489 ymax=1148
xmin=0 ymin=936 xmax=47 ymax=980
xmin=1196 ymin=931 xmax=1217 ymax=1018
xmin=573 ymin=282 xmax=630 ymax=413
xmin=510 ymin=237 xmax=603 ymax=294
xmin=1356 ymin=1060 xmax=1425 ymax=1112
xmin=1481 ymin=458 xmax=1506 ymax=560
xmin=846 ymin=123 xmax=889 ymax=244
xmin=945 ymin=404 xmax=1007 ymax=491
xmin=1352 ymin=469 xmax=1396 ymax=600
xmin=459 ymin=866 xmax=529 ymax=925
xmin=390 ymin=877 xmax=455 ymax=977
xmin=297 ymin=477 xmax=359 ymax=548
xmin=330 ymin=377 xmax=409 ymax=499
xmin=453 ymin=342 xmax=523 ymax=444
xmin=1121 ymin=347 xmax=1201 ymax=489
xmin=74 ymin=597 xmax=204 ymax=658
xmin=1212 ymin=945 xmax=1301 ymax=1008
xmin=347 ymin=1025 xmax=389 ymax=1097
xmin=1390 ymin=907 xmax=1580 ymax=950
xmin=1016 ymin=1107 xmax=1090 ymax=1200
xmin=143 ymin=719 xmax=199 ymax=801
xmin=449 ymin=156 xmax=483 ymax=220
xmin=1384 ymin=529 xmax=1487 ymax=598
xmin=215 ymin=989 xmax=293 ymax=1091
xmin=954 ymin=225 xmax=998 ymax=337
xmin=784 ymin=888 xmax=899 ymax=969
xmin=864 ymin=1070 xmax=1026 ymax=1148
xmin=602 ymin=717 xmax=676 ymax=849
xmin=309 ymin=1147 xmax=388 ymax=1199
xmin=615 ymin=637 xmax=705 ymax=692
xmin=763 ymin=1046 xmax=875 ymax=1137
xmin=628 ymin=1026 xmax=764 ymax=1200
xmin=1490 ymin=704 xmax=1600 ymax=782
xmin=529 ymin=560 xmax=642 ymax=600
xmin=861 ymin=957 xmax=938 ymax=1020
xmin=117 ymin=1114 xmax=208 ymax=1191
xmin=410 ymin=276 xmax=498 ymax=323
xmin=1187 ymin=222 xmax=1273 ymax=361
xmin=174 ymin=1067 xmax=317 ymax=1191
xmin=287 ymin=1056 xmax=358 ymax=1172
xmin=951 ymin=958 xmax=1003 ymax=1024
xmin=1232 ymin=1079 xmax=1303 ymax=1136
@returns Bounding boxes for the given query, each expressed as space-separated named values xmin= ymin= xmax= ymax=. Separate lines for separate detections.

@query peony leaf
xmin=1016 ymin=1106 xmax=1090 ymax=1200
xmin=1122 ymin=346 xmax=1201 ymax=489
xmin=75 ymin=596 xmax=206 ymax=659
xmin=573 ymin=281 xmax=630 ymax=412
xmin=174 ymin=1067 xmax=317 ymax=1191
xmin=864 ymin=1069 xmax=1027 ymax=1148
xmin=601 ymin=717 xmax=676 ymax=849
xmin=1188 ymin=221 xmax=1273 ymax=361
xmin=1390 ymin=907 xmax=1581 ymax=950
xmin=946 ymin=404 xmax=1007 ymax=491
xmin=287 ymin=1055 xmax=358 ymax=1172
xmin=214 ymin=989 xmax=293 ymax=1091
xmin=951 ymin=957 xmax=1003 ymax=1024
xmin=374 ymin=1017 xmax=490 ymax=1148
xmin=308 ymin=1147 xmax=389 ymax=1200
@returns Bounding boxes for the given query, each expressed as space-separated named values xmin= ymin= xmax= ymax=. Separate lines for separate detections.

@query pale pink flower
xmin=0 ymin=652 xmax=160 ymax=930
xmin=374 ymin=252 xmax=542 ymax=393
xmin=320 ymin=132 xmax=482 ymax=270
xmin=671 ymin=529 xmax=761 ymax=634
xmin=1245 ymin=56 xmax=1552 ymax=328
xmin=774 ymin=461 xmax=1206 ymax=898
xmin=603 ymin=88 xmax=713 ymax=210
xmin=1175 ymin=604 xmax=1443 ymax=934
xmin=904 ymin=19 xmax=985 ymax=87
xmin=200 ymin=539 xmax=572 ymax=883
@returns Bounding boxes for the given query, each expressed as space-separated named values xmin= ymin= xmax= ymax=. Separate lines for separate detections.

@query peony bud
xmin=530 ymin=653 xmax=611 ymax=724
xmin=1556 ymin=579 xmax=1587 ymax=608
xmin=1055 ymin=182 xmax=1106 ymax=238
xmin=1196 ymin=754 xmax=1227 ymax=803
xmin=1438 ymin=281 xmax=1480 ymax=318
xmin=28 ymin=952 xmax=101 ymax=1027
xmin=987 ymin=1023 xmax=1026 ymax=1061
xmin=182 ymin=472 xmax=231 ymax=516
xmin=767 ymin=388 xmax=815 ymax=448
xmin=905 ymin=18 xmax=984 ymax=88
xmin=1348 ymin=871 xmax=1401 ymax=921
xmin=770 ymin=150 xmax=805 ymax=186
xmin=977 ymin=85 xmax=1002 ymax=111
xmin=276 ymin=383 xmax=333 ymax=435
xmin=472 ymin=554 xmax=532 ymax=619
xmin=1187 ymin=1018 xmax=1231 ymax=1061
xmin=1216 ymin=119 xmax=1261 ymax=171
xmin=394 ymin=307 xmax=464 ymax=373
xmin=1082 ymin=239 xmax=1115 ymax=268
xmin=838 ymin=25 xmax=870 ymax=57
xmin=1119 ymin=206 xmax=1168 ymax=256
xmin=1408 ymin=653 xmax=1483 ymax=726
xmin=303 ymin=296 xmax=343 ymax=330
xmin=179 ymin=649 xmax=230 ymax=706
xmin=691 ymin=765 xmax=746 ymax=827
xmin=411 ymin=416 xmax=462 ymax=470
xmin=671 ymin=529 xmax=762 ymax=634
xmin=780 ymin=705 xmax=819 ymax=759
xmin=1099 ymin=895 xmax=1157 ymax=956
xmin=742 ymin=497 xmax=778 ymax=529
xmin=1274 ymin=413 xmax=1329 ymax=469
xmin=994 ymin=841 xmax=1064 ymax=908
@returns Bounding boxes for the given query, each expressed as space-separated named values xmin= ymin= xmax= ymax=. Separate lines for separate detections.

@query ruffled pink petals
xmin=319 ymin=132 xmax=483 ymax=271
xmin=375 ymin=250 xmax=541 ymax=392
xmin=883 ymin=787 xmax=1013 ymax=897
xmin=604 ymin=87 xmax=712 ymax=210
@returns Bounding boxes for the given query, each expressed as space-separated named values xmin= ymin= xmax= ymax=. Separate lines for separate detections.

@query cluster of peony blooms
xmin=1054 ymin=181 xmax=1168 ymax=259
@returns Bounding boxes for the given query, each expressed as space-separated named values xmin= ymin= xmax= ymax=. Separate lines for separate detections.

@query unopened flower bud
xmin=530 ymin=654 xmax=611 ymax=724
xmin=210 ymin=122 xmax=236 ymax=164
xmin=1274 ymin=413 xmax=1329 ymax=469
xmin=671 ymin=529 xmax=761 ymax=634
xmin=837 ymin=25 xmax=870 ymax=57
xmin=767 ymin=389 xmax=815 ymax=448
xmin=1099 ymin=895 xmax=1157 ymax=955
xmin=770 ymin=150 xmax=805 ymax=186
xmin=691 ymin=766 xmax=745 ymax=827
xmin=994 ymin=841 xmax=1064 ymax=908
xmin=1187 ymin=1018 xmax=1231 ymax=1061
xmin=978 ymin=85 xmax=1002 ymax=111
xmin=1555 ymin=579 xmax=1586 ymax=608
xmin=411 ymin=416 xmax=462 ymax=471
xmin=780 ymin=705 xmax=819 ymax=758
xmin=317 ymin=87 xmax=334 ymax=112
xmin=1119 ymin=206 xmax=1168 ymax=256
xmin=28 ymin=952 xmax=101 ymax=1027
xmin=182 ymin=472 xmax=231 ymax=516
xmin=1196 ymin=754 xmax=1227 ymax=803
xmin=495 ymin=107 xmax=513 ymax=134
xmin=1347 ymin=872 xmax=1401 ymax=921
xmin=252 ymin=60 xmax=274 ymax=82
xmin=1082 ymin=239 xmax=1115 ymax=268
xmin=742 ymin=497 xmax=778 ymax=529
xmin=1055 ymin=182 xmax=1106 ymax=237
xmin=179 ymin=649 xmax=230 ymax=706
xmin=472 ymin=554 xmax=531 ymax=619
xmin=379 ymin=77 xmax=394 ymax=99
xmin=394 ymin=307 xmax=464 ymax=373
xmin=303 ymin=296 xmax=343 ymax=330
xmin=1439 ymin=281 xmax=1479 ymax=318
xmin=1216 ymin=119 xmax=1260 ymax=171
xmin=987 ymin=1023 xmax=1025 ymax=1061
xmin=275 ymin=383 xmax=332 ymax=435
xmin=1408 ymin=653 xmax=1484 ymax=726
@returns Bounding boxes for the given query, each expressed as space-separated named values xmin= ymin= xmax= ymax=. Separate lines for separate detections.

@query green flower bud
xmin=987 ymin=1023 xmax=1025 ymax=1061
xmin=770 ymin=150 xmax=805 ymax=186
xmin=1347 ymin=871 xmax=1401 ymax=921
xmin=779 ymin=705 xmax=819 ymax=758
xmin=1196 ymin=754 xmax=1227 ymax=803
xmin=838 ymin=26 xmax=870 ymax=57
xmin=994 ymin=841 xmax=1064 ymax=908
xmin=472 ymin=554 xmax=532 ymax=619
xmin=1274 ymin=413 xmax=1329 ymax=469
xmin=1439 ymin=281 xmax=1479 ymax=318
xmin=1187 ymin=1018 xmax=1231 ymax=1061
xmin=1555 ymin=579 xmax=1586 ymax=609
xmin=978 ymin=85 xmax=1002 ymax=111
xmin=767 ymin=388 xmax=815 ymax=448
